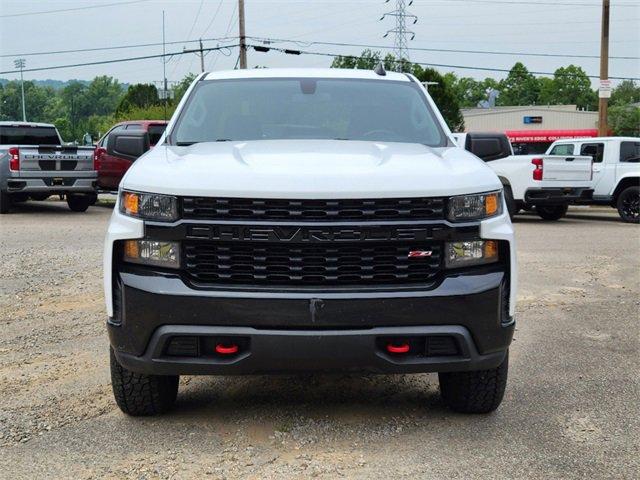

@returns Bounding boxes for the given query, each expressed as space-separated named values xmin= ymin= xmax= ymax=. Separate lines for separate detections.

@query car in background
xmin=95 ymin=120 xmax=168 ymax=191
xmin=453 ymin=132 xmax=593 ymax=221
xmin=544 ymin=136 xmax=640 ymax=223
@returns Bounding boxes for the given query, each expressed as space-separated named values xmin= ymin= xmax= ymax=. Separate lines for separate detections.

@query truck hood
xmin=122 ymin=140 xmax=501 ymax=198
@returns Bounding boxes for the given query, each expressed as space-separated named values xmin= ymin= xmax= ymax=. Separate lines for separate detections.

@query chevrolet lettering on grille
xmin=185 ymin=225 xmax=444 ymax=243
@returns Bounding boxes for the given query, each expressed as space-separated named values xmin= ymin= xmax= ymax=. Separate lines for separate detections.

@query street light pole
xmin=14 ymin=58 xmax=26 ymax=121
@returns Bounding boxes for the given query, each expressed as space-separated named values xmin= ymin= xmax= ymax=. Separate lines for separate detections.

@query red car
xmin=95 ymin=120 xmax=168 ymax=191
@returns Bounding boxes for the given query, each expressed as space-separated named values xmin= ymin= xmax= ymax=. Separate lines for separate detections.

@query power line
xmin=246 ymin=44 xmax=640 ymax=81
xmin=185 ymin=0 xmax=206 ymax=42
xmin=0 ymin=45 xmax=239 ymax=76
xmin=433 ymin=0 xmax=640 ymax=6
xmin=199 ymin=0 xmax=226 ymax=39
xmin=209 ymin=4 xmax=239 ymax=71
xmin=0 ymin=36 xmax=239 ymax=59
xmin=174 ymin=0 xmax=207 ymax=79
xmin=248 ymin=37 xmax=640 ymax=60
xmin=0 ymin=0 xmax=153 ymax=18
xmin=1 ymin=41 xmax=637 ymax=81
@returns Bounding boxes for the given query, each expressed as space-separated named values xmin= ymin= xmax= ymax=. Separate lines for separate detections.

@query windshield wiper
xmin=175 ymin=139 xmax=232 ymax=146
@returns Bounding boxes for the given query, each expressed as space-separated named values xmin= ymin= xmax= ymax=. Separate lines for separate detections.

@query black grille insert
xmin=182 ymin=197 xmax=445 ymax=221
xmin=183 ymin=241 xmax=441 ymax=286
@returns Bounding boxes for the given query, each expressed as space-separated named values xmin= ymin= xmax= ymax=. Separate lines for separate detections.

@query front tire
xmin=439 ymin=351 xmax=508 ymax=414
xmin=66 ymin=194 xmax=92 ymax=212
xmin=536 ymin=204 xmax=568 ymax=221
xmin=0 ymin=190 xmax=12 ymax=214
xmin=616 ymin=186 xmax=639 ymax=223
xmin=110 ymin=348 xmax=179 ymax=416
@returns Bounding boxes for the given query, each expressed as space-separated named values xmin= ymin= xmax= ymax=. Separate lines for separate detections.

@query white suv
xmin=103 ymin=68 xmax=517 ymax=416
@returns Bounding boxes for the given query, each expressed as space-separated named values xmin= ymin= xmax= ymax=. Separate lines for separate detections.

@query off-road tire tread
xmin=110 ymin=348 xmax=178 ymax=416
xmin=439 ymin=352 xmax=508 ymax=414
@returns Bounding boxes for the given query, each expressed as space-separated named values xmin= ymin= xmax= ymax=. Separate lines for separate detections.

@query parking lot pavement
xmin=0 ymin=199 xmax=638 ymax=479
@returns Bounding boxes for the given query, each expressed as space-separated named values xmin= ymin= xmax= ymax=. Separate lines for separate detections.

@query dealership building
xmin=461 ymin=105 xmax=598 ymax=154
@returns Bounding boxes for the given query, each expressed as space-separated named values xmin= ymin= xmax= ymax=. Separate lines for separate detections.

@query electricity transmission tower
xmin=381 ymin=0 xmax=418 ymax=71
xmin=14 ymin=58 xmax=27 ymax=121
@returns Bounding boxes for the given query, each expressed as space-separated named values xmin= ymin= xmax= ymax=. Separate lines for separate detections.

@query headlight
xmin=445 ymin=240 xmax=498 ymax=269
xmin=447 ymin=191 xmax=502 ymax=222
xmin=120 ymin=190 xmax=178 ymax=222
xmin=123 ymin=240 xmax=180 ymax=269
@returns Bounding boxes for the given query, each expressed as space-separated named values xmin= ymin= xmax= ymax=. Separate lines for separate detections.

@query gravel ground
xmin=0 ymin=199 xmax=638 ymax=479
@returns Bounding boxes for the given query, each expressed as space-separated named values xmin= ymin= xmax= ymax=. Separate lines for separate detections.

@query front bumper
xmin=524 ymin=187 xmax=593 ymax=205
xmin=113 ymin=325 xmax=508 ymax=376
xmin=109 ymin=268 xmax=513 ymax=375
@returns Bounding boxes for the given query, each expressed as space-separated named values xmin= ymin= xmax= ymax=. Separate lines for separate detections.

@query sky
xmin=0 ymin=0 xmax=639 ymax=88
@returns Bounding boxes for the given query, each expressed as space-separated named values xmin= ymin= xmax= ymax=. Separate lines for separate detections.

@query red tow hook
xmin=215 ymin=343 xmax=239 ymax=355
xmin=386 ymin=342 xmax=410 ymax=354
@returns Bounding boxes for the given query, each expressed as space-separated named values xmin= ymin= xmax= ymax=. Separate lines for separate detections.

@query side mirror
xmin=466 ymin=135 xmax=512 ymax=162
xmin=106 ymin=131 xmax=150 ymax=162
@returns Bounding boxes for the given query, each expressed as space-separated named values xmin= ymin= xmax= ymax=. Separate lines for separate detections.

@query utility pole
xmin=381 ymin=0 xmax=417 ymax=72
xmin=183 ymin=39 xmax=206 ymax=73
xmin=162 ymin=10 xmax=168 ymax=120
xmin=238 ymin=0 xmax=247 ymax=69
xmin=199 ymin=39 xmax=205 ymax=72
xmin=14 ymin=58 xmax=26 ymax=121
xmin=598 ymin=0 xmax=610 ymax=136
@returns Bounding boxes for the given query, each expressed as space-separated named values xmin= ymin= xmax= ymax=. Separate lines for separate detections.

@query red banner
xmin=506 ymin=129 xmax=598 ymax=143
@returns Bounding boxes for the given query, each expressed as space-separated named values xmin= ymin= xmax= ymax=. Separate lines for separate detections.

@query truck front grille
xmin=183 ymin=241 xmax=442 ymax=287
xmin=182 ymin=196 xmax=445 ymax=221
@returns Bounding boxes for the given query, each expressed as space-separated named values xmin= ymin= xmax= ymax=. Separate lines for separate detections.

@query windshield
xmin=0 ymin=126 xmax=60 ymax=145
xmin=171 ymin=78 xmax=446 ymax=146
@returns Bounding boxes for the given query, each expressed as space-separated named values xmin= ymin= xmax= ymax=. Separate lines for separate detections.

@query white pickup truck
xmin=541 ymin=137 xmax=639 ymax=223
xmin=103 ymin=68 xmax=517 ymax=416
xmin=453 ymin=132 xmax=593 ymax=221
xmin=0 ymin=122 xmax=97 ymax=213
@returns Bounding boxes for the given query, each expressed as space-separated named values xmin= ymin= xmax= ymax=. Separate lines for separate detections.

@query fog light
xmin=123 ymin=240 xmax=180 ymax=268
xmin=445 ymin=240 xmax=498 ymax=268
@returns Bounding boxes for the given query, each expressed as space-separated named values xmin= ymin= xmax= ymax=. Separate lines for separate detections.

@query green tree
xmin=608 ymin=105 xmax=640 ymax=136
xmin=116 ymin=83 xmax=159 ymax=114
xmin=60 ymin=81 xmax=89 ymax=140
xmin=83 ymin=76 xmax=123 ymax=116
xmin=610 ymin=80 xmax=640 ymax=106
xmin=0 ymin=81 xmax=55 ymax=122
xmin=172 ymin=73 xmax=197 ymax=104
xmin=538 ymin=65 xmax=596 ymax=110
xmin=331 ymin=49 xmax=382 ymax=70
xmin=411 ymin=65 xmax=465 ymax=131
xmin=443 ymin=73 xmax=500 ymax=108
xmin=330 ymin=51 xmax=464 ymax=130
xmin=497 ymin=62 xmax=540 ymax=106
